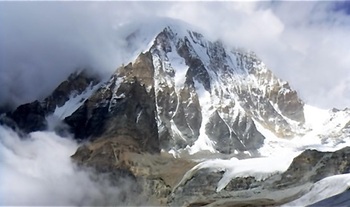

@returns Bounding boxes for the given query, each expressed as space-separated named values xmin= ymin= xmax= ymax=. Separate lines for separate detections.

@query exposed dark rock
xmin=7 ymin=100 xmax=47 ymax=133
xmin=0 ymin=114 xmax=19 ymax=131
xmin=169 ymin=85 xmax=202 ymax=148
xmin=206 ymin=111 xmax=232 ymax=154
xmin=231 ymin=111 xmax=265 ymax=152
xmin=66 ymin=79 xmax=160 ymax=153
xmin=0 ymin=69 xmax=99 ymax=134
xmin=275 ymin=147 xmax=350 ymax=189
xmin=224 ymin=176 xmax=259 ymax=191
xmin=177 ymin=37 xmax=211 ymax=91
xmin=172 ymin=168 xmax=223 ymax=200
xmin=42 ymin=70 xmax=100 ymax=113
xmin=65 ymin=53 xmax=160 ymax=154
xmin=118 ymin=52 xmax=155 ymax=88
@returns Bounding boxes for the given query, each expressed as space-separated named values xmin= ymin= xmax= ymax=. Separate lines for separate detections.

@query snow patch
xmin=215 ymin=154 xmax=297 ymax=192
xmin=179 ymin=152 xmax=298 ymax=193
xmin=170 ymin=120 xmax=186 ymax=141
xmin=283 ymin=173 xmax=350 ymax=206
xmin=303 ymin=104 xmax=330 ymax=131
xmin=167 ymin=46 xmax=188 ymax=90
xmin=108 ymin=76 xmax=124 ymax=112
xmin=53 ymin=83 xmax=100 ymax=119
xmin=188 ymin=80 xmax=216 ymax=154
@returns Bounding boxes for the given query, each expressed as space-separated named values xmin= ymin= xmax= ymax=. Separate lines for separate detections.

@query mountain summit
xmin=65 ymin=24 xmax=306 ymax=157
xmin=2 ymin=21 xmax=350 ymax=206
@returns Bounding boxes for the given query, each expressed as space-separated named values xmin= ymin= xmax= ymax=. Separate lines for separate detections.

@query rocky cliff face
xmin=149 ymin=26 xmax=305 ymax=155
xmin=43 ymin=70 xmax=100 ymax=113
xmin=65 ymin=54 xmax=159 ymax=154
xmin=0 ymin=70 xmax=100 ymax=134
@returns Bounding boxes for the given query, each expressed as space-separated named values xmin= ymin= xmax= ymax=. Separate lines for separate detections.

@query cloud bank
xmin=1 ymin=1 xmax=350 ymax=109
xmin=0 ymin=124 xmax=139 ymax=206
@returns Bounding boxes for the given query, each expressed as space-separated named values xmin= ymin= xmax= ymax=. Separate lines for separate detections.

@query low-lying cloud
xmin=0 ymin=124 xmax=139 ymax=206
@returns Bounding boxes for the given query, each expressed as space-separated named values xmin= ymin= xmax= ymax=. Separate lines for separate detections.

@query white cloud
xmin=0 ymin=125 xmax=139 ymax=206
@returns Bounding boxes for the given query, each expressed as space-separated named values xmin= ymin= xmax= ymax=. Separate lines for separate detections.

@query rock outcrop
xmin=42 ymin=70 xmax=100 ymax=113
xmin=65 ymin=54 xmax=159 ymax=154
xmin=0 ymin=70 xmax=100 ymax=134
xmin=72 ymin=137 xmax=196 ymax=205
xmin=5 ymin=100 xmax=47 ymax=133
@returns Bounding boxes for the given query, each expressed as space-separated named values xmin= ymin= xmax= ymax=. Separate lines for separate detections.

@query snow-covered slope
xmin=146 ymin=25 xmax=306 ymax=155
xmin=284 ymin=173 xmax=350 ymax=206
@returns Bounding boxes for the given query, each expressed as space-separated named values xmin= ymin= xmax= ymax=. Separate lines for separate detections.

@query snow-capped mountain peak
xmin=51 ymin=22 xmax=307 ymax=157
xmin=146 ymin=24 xmax=306 ymax=154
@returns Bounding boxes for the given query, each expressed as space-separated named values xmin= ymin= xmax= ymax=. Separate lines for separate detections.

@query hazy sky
xmin=1 ymin=1 xmax=350 ymax=109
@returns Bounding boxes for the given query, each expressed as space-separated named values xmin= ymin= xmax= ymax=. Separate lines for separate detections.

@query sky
xmin=1 ymin=1 xmax=350 ymax=110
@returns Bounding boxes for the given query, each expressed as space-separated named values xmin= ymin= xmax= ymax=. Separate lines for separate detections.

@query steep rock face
xmin=0 ymin=70 xmax=100 ymax=134
xmin=151 ymin=28 xmax=264 ymax=154
xmin=148 ymin=26 xmax=305 ymax=155
xmin=42 ymin=70 xmax=100 ymax=113
xmin=65 ymin=53 xmax=160 ymax=154
xmin=233 ymin=51 xmax=305 ymax=137
xmin=6 ymin=100 xmax=47 ymax=133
